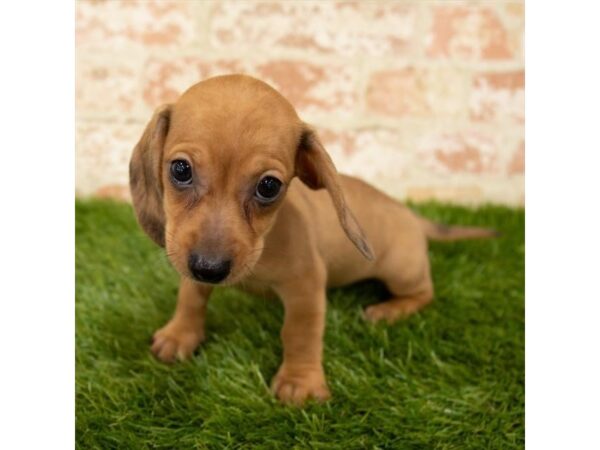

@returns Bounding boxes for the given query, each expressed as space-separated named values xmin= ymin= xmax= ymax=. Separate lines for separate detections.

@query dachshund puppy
xmin=129 ymin=74 xmax=496 ymax=405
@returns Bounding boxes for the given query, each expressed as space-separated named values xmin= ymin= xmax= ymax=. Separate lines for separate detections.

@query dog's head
xmin=130 ymin=74 xmax=372 ymax=285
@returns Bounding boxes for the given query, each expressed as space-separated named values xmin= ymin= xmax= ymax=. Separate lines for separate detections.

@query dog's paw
xmin=363 ymin=297 xmax=430 ymax=324
xmin=271 ymin=365 xmax=331 ymax=406
xmin=151 ymin=320 xmax=204 ymax=363
xmin=363 ymin=303 xmax=405 ymax=324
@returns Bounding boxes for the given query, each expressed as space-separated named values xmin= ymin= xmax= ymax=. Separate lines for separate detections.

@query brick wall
xmin=75 ymin=0 xmax=524 ymax=205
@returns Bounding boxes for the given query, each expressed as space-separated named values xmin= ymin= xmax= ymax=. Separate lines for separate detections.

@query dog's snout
xmin=188 ymin=254 xmax=231 ymax=284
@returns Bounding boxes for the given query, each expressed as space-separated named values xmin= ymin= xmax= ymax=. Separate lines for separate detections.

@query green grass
xmin=76 ymin=199 xmax=524 ymax=449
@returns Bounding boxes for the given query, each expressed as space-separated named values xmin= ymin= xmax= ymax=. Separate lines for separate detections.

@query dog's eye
xmin=170 ymin=160 xmax=192 ymax=185
xmin=255 ymin=176 xmax=282 ymax=203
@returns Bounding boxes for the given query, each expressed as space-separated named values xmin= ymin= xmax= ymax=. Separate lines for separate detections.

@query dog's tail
xmin=417 ymin=216 xmax=500 ymax=242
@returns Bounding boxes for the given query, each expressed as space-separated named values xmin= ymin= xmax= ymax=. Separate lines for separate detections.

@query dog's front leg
xmin=271 ymin=274 xmax=331 ymax=405
xmin=151 ymin=277 xmax=212 ymax=363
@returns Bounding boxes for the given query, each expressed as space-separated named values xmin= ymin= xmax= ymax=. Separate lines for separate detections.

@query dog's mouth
xmin=186 ymin=265 xmax=253 ymax=286
xmin=217 ymin=245 xmax=266 ymax=286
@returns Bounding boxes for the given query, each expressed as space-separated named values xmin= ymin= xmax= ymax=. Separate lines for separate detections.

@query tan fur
xmin=129 ymin=74 xmax=497 ymax=405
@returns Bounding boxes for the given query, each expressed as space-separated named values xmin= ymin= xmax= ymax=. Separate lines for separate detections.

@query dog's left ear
xmin=295 ymin=126 xmax=374 ymax=260
xmin=129 ymin=104 xmax=172 ymax=247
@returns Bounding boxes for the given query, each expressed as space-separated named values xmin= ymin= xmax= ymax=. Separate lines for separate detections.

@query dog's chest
xmin=235 ymin=277 xmax=277 ymax=300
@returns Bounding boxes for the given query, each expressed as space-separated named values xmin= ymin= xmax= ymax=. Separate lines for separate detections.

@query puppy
xmin=129 ymin=74 xmax=496 ymax=405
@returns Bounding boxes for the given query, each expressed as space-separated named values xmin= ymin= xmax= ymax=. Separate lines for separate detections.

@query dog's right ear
xmin=129 ymin=104 xmax=172 ymax=247
xmin=295 ymin=126 xmax=374 ymax=260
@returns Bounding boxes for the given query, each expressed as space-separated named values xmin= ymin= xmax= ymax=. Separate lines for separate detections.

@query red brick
xmin=504 ymin=3 xmax=525 ymax=61
xmin=418 ymin=131 xmax=499 ymax=174
xmin=426 ymin=5 xmax=516 ymax=61
xmin=256 ymin=60 xmax=357 ymax=116
xmin=318 ymin=129 xmax=359 ymax=158
xmin=507 ymin=140 xmax=525 ymax=175
xmin=209 ymin=1 xmax=417 ymax=57
xmin=366 ymin=68 xmax=467 ymax=117
xmin=76 ymin=0 xmax=195 ymax=49
xmin=141 ymin=57 xmax=358 ymax=117
xmin=76 ymin=58 xmax=142 ymax=119
xmin=76 ymin=121 xmax=143 ymax=197
xmin=470 ymin=71 xmax=525 ymax=123
xmin=142 ymin=58 xmax=245 ymax=108
xmin=313 ymin=128 xmax=408 ymax=186
xmin=506 ymin=2 xmax=524 ymax=18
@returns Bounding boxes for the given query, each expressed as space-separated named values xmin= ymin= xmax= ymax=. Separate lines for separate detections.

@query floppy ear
xmin=296 ymin=126 xmax=374 ymax=260
xmin=129 ymin=104 xmax=172 ymax=247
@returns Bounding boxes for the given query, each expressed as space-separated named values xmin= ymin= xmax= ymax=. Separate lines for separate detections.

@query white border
xmin=2 ymin=1 xmax=600 ymax=448
xmin=527 ymin=1 xmax=600 ymax=448
xmin=0 ymin=2 xmax=74 ymax=448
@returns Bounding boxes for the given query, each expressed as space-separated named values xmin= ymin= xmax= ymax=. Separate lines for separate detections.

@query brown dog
xmin=129 ymin=74 xmax=496 ymax=405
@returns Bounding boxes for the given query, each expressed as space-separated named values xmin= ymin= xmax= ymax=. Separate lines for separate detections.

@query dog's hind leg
xmin=363 ymin=242 xmax=434 ymax=324
xmin=363 ymin=287 xmax=433 ymax=324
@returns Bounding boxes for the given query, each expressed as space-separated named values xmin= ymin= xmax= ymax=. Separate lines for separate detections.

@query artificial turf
xmin=76 ymin=199 xmax=524 ymax=449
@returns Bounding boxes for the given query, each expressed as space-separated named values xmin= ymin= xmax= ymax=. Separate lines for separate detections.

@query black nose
xmin=188 ymin=254 xmax=231 ymax=283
